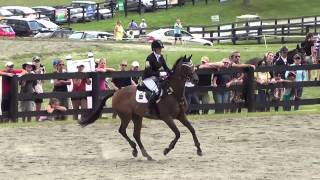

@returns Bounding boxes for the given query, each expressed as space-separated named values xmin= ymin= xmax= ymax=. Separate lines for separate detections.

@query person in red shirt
xmin=0 ymin=62 xmax=26 ymax=120
xmin=71 ymin=64 xmax=91 ymax=120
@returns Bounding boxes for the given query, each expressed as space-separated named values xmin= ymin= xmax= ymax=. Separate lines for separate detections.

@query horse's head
xmin=172 ymin=55 xmax=199 ymax=84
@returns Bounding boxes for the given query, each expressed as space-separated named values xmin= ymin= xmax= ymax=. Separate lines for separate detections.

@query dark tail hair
xmin=78 ymin=92 xmax=114 ymax=127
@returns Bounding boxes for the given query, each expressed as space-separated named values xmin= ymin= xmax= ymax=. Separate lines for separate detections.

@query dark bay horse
xmin=79 ymin=55 xmax=202 ymax=160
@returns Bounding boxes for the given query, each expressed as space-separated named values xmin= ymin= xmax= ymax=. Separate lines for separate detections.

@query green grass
xmin=1 ymin=0 xmax=320 ymax=31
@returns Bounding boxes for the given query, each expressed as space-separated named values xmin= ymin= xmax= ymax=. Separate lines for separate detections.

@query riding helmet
xmin=151 ymin=40 xmax=164 ymax=50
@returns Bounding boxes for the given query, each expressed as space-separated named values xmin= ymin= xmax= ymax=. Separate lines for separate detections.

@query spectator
xmin=114 ymin=20 xmax=124 ymax=41
xmin=270 ymin=72 xmax=285 ymax=112
xmin=53 ymin=59 xmax=71 ymax=120
xmin=300 ymin=33 xmax=314 ymax=62
xmin=139 ymin=18 xmax=147 ymax=35
xmin=131 ymin=61 xmax=140 ymax=85
xmin=212 ymin=58 xmax=232 ymax=114
xmin=283 ymin=71 xmax=296 ymax=111
xmin=128 ymin=19 xmax=138 ymax=30
xmin=196 ymin=56 xmax=212 ymax=114
xmin=185 ymin=80 xmax=200 ymax=114
xmin=95 ymin=58 xmax=115 ymax=93
xmin=71 ymin=64 xmax=91 ymax=120
xmin=0 ymin=62 xmax=26 ymax=122
xmin=20 ymin=62 xmax=37 ymax=122
xmin=254 ymin=60 xmax=272 ymax=112
xmin=274 ymin=46 xmax=289 ymax=79
xmin=286 ymin=54 xmax=307 ymax=111
xmin=309 ymin=46 xmax=320 ymax=80
xmin=32 ymin=56 xmax=46 ymax=121
xmin=45 ymin=98 xmax=67 ymax=121
xmin=173 ymin=18 xmax=183 ymax=45
xmin=111 ymin=61 xmax=135 ymax=118
xmin=229 ymin=51 xmax=244 ymax=112
xmin=111 ymin=61 xmax=135 ymax=91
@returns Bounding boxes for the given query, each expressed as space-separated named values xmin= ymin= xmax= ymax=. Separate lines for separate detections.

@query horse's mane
xmin=172 ymin=56 xmax=184 ymax=72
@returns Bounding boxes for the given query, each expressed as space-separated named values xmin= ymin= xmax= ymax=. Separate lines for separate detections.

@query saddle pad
xmin=136 ymin=90 xmax=148 ymax=103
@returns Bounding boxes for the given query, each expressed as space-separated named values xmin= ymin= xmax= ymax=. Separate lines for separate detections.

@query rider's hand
xmin=160 ymin=72 xmax=167 ymax=77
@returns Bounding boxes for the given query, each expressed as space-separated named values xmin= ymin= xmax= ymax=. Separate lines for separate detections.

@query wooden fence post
xmin=138 ymin=0 xmax=142 ymax=15
xmin=67 ymin=8 xmax=71 ymax=26
xmin=217 ymin=25 xmax=220 ymax=43
xmin=281 ymin=25 xmax=285 ymax=44
xmin=124 ymin=0 xmax=128 ymax=17
xmin=91 ymin=72 xmax=100 ymax=110
xmin=245 ymin=67 xmax=255 ymax=112
xmin=257 ymin=27 xmax=262 ymax=44
xmin=9 ymin=75 xmax=19 ymax=122
xmin=110 ymin=0 xmax=114 ymax=18
xmin=231 ymin=23 xmax=236 ymax=45
xmin=165 ymin=0 xmax=168 ymax=10
xmin=97 ymin=3 xmax=100 ymax=20
xmin=82 ymin=6 xmax=85 ymax=23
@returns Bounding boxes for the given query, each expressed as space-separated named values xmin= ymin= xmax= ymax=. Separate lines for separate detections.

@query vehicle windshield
xmin=71 ymin=3 xmax=97 ymax=8
xmin=29 ymin=21 xmax=41 ymax=30
xmin=2 ymin=27 xmax=14 ymax=32
xmin=0 ymin=9 xmax=13 ymax=16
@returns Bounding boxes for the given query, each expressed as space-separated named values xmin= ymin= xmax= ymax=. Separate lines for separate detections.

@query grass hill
xmin=1 ymin=0 xmax=320 ymax=31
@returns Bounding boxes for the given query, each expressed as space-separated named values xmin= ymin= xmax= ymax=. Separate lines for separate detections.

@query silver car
xmin=147 ymin=28 xmax=213 ymax=46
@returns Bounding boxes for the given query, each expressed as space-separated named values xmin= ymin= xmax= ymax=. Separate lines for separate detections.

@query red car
xmin=0 ymin=24 xmax=15 ymax=38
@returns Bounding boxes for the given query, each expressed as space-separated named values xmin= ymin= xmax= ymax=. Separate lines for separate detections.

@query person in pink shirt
xmin=95 ymin=58 xmax=115 ymax=91
xmin=0 ymin=62 xmax=26 ymax=121
xmin=71 ymin=64 xmax=91 ymax=120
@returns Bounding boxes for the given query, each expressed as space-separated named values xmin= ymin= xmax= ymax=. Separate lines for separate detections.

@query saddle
xmin=136 ymin=80 xmax=173 ymax=104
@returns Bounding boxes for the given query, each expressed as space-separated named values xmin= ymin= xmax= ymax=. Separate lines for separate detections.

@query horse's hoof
xmin=132 ymin=149 xmax=138 ymax=157
xmin=147 ymin=156 xmax=153 ymax=161
xmin=197 ymin=149 xmax=203 ymax=156
xmin=163 ymin=148 xmax=170 ymax=155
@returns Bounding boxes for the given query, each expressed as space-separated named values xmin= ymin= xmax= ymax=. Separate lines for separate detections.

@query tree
xmin=243 ymin=0 xmax=251 ymax=6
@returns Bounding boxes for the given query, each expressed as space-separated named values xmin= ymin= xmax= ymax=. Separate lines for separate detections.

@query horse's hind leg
xmin=132 ymin=114 xmax=153 ymax=160
xmin=118 ymin=114 xmax=138 ymax=158
xmin=162 ymin=118 xmax=180 ymax=156
xmin=178 ymin=114 xmax=202 ymax=156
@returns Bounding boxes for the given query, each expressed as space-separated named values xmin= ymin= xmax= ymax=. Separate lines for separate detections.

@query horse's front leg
xmin=178 ymin=113 xmax=202 ymax=156
xmin=162 ymin=118 xmax=180 ymax=155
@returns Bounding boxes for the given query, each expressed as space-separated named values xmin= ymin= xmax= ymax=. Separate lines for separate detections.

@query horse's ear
xmin=187 ymin=55 xmax=193 ymax=62
xmin=296 ymin=44 xmax=300 ymax=49
xmin=182 ymin=55 xmax=187 ymax=62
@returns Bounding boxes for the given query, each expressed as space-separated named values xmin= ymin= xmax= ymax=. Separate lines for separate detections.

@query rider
xmin=142 ymin=40 xmax=171 ymax=113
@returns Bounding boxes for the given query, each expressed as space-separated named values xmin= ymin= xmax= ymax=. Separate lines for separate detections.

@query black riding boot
xmin=147 ymin=92 xmax=158 ymax=116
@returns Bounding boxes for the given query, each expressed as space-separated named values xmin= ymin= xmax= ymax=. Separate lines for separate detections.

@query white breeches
xmin=143 ymin=77 xmax=159 ymax=94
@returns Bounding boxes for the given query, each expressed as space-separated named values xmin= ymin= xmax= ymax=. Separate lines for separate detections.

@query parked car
xmin=2 ymin=6 xmax=39 ymax=19
xmin=125 ymin=0 xmax=157 ymax=13
xmin=0 ymin=24 xmax=15 ymax=38
xmin=34 ymin=28 xmax=72 ymax=38
xmin=70 ymin=1 xmax=112 ymax=20
xmin=0 ymin=8 xmax=14 ymax=20
xmin=35 ymin=19 xmax=60 ymax=31
xmin=0 ymin=17 xmax=42 ymax=36
xmin=32 ymin=6 xmax=67 ymax=23
xmin=69 ymin=31 xmax=113 ymax=40
xmin=147 ymin=28 xmax=213 ymax=46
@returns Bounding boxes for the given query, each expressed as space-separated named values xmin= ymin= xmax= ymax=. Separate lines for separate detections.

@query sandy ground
xmin=1 ymin=115 xmax=320 ymax=180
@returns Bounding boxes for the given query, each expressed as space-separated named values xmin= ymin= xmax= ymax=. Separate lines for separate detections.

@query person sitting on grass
xmin=45 ymin=98 xmax=67 ymax=121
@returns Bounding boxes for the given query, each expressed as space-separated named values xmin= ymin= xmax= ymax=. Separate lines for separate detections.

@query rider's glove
xmin=160 ymin=72 xmax=167 ymax=77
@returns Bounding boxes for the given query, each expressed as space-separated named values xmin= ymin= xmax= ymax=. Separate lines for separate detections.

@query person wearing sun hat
xmin=0 ymin=62 xmax=27 ymax=120
xmin=286 ymin=53 xmax=307 ymax=111
xmin=32 ymin=56 xmax=46 ymax=121
xmin=20 ymin=62 xmax=37 ymax=122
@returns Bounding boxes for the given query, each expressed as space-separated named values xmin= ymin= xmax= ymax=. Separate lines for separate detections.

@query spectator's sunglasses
xmin=121 ymin=64 xmax=127 ymax=67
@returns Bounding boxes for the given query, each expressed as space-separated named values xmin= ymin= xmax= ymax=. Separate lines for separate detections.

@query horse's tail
xmin=78 ymin=91 xmax=114 ymax=127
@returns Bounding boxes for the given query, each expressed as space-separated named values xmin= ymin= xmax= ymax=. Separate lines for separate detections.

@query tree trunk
xmin=243 ymin=0 xmax=250 ymax=6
